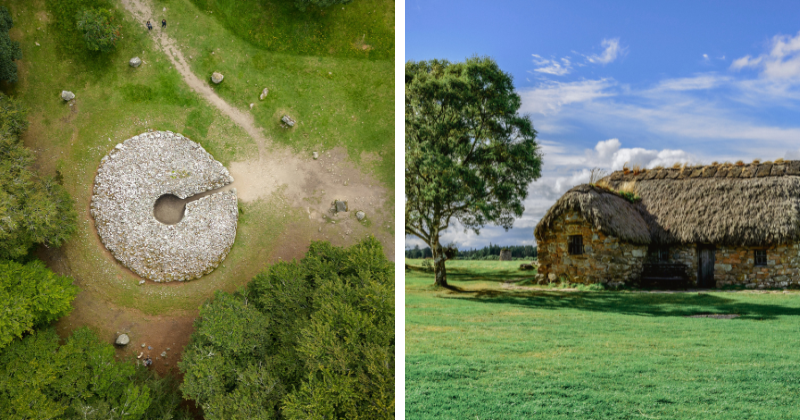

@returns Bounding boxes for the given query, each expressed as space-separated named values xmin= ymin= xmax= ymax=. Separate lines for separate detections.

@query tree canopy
xmin=179 ymin=237 xmax=394 ymax=419
xmin=0 ymin=260 xmax=79 ymax=350
xmin=0 ymin=93 xmax=77 ymax=260
xmin=0 ymin=327 xmax=191 ymax=420
xmin=405 ymin=57 xmax=543 ymax=286
xmin=76 ymin=8 xmax=121 ymax=53
xmin=0 ymin=6 xmax=21 ymax=83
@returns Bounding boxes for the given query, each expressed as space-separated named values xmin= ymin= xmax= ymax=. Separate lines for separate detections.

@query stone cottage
xmin=534 ymin=161 xmax=800 ymax=288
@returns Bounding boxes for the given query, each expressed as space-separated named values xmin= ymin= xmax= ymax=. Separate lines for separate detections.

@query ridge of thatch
xmin=607 ymin=160 xmax=800 ymax=182
xmin=534 ymin=184 xmax=651 ymax=245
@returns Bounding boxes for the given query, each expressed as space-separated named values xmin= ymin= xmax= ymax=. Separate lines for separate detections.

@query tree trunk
xmin=432 ymin=240 xmax=448 ymax=287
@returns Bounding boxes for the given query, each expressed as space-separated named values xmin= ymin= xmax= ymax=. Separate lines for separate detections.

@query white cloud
xmin=703 ymin=53 xmax=709 ymax=60
xmin=731 ymin=31 xmax=800 ymax=79
xmin=649 ymin=74 xmax=730 ymax=92
xmin=586 ymin=38 xmax=625 ymax=65
xmin=531 ymin=54 xmax=572 ymax=76
xmin=518 ymin=79 xmax=615 ymax=114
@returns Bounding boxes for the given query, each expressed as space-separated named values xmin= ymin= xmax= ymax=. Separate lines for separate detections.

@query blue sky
xmin=405 ymin=0 xmax=800 ymax=251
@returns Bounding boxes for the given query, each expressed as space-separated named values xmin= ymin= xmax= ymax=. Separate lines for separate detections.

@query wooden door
xmin=698 ymin=246 xmax=715 ymax=288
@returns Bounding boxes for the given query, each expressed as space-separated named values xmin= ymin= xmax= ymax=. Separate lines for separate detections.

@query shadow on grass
xmin=445 ymin=289 xmax=800 ymax=320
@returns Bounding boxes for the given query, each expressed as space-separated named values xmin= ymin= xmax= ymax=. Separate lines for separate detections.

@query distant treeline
xmin=406 ymin=243 xmax=537 ymax=260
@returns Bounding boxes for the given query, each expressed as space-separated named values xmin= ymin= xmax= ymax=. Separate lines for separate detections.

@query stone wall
xmin=536 ymin=210 xmax=648 ymax=286
xmin=714 ymin=244 xmax=800 ymax=288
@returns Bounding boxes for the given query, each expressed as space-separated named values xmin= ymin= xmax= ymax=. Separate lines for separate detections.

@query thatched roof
xmin=537 ymin=161 xmax=800 ymax=246
xmin=534 ymin=184 xmax=651 ymax=244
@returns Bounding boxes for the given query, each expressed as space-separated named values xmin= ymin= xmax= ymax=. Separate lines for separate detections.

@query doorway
xmin=697 ymin=245 xmax=716 ymax=288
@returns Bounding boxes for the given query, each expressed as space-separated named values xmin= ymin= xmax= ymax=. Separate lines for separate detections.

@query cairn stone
xmin=61 ymin=90 xmax=75 ymax=101
xmin=211 ymin=72 xmax=224 ymax=84
xmin=312 ymin=152 xmax=319 ymax=160
xmin=129 ymin=57 xmax=142 ymax=68
xmin=499 ymin=249 xmax=512 ymax=261
xmin=356 ymin=211 xmax=365 ymax=221
xmin=115 ymin=334 xmax=130 ymax=346
xmin=281 ymin=115 xmax=296 ymax=127
xmin=91 ymin=131 xmax=238 ymax=282
xmin=259 ymin=88 xmax=269 ymax=100
xmin=334 ymin=200 xmax=348 ymax=213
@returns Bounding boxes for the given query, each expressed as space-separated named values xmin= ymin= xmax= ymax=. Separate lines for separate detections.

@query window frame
xmin=658 ymin=247 xmax=669 ymax=262
xmin=568 ymin=235 xmax=583 ymax=255
xmin=754 ymin=249 xmax=767 ymax=267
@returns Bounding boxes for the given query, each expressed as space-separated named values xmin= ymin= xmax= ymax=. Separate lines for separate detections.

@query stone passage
xmin=91 ymin=131 xmax=238 ymax=282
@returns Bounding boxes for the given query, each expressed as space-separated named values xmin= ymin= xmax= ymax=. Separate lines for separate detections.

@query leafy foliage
xmin=0 ymin=326 xmax=192 ymax=419
xmin=407 ymin=243 xmax=538 ymax=260
xmin=293 ymin=0 xmax=354 ymax=11
xmin=0 ymin=6 xmax=21 ymax=83
xmin=76 ymin=8 xmax=121 ymax=53
xmin=179 ymin=237 xmax=394 ymax=419
xmin=0 ymin=259 xmax=78 ymax=350
xmin=0 ymin=93 xmax=78 ymax=260
xmin=405 ymin=57 xmax=543 ymax=286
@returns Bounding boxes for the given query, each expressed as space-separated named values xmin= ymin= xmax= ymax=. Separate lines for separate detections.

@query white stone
xmin=115 ymin=334 xmax=130 ymax=346
xmin=211 ymin=72 xmax=224 ymax=84
xmin=259 ymin=88 xmax=269 ymax=100
xmin=61 ymin=90 xmax=75 ymax=101
xmin=129 ymin=57 xmax=142 ymax=68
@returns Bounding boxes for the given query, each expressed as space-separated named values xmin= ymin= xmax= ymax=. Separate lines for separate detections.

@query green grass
xmin=406 ymin=260 xmax=800 ymax=419
xmin=0 ymin=0 xmax=393 ymax=315
xmin=153 ymin=0 xmax=395 ymax=187
xmin=188 ymin=0 xmax=394 ymax=60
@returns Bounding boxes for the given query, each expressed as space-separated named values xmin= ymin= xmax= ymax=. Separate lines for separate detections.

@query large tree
xmin=76 ymin=8 xmax=121 ymax=53
xmin=0 ymin=6 xmax=21 ymax=83
xmin=0 ymin=93 xmax=77 ymax=260
xmin=179 ymin=237 xmax=394 ymax=419
xmin=405 ymin=57 xmax=543 ymax=287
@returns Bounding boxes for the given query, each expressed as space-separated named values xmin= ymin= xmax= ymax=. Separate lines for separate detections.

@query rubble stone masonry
xmin=536 ymin=210 xmax=647 ymax=286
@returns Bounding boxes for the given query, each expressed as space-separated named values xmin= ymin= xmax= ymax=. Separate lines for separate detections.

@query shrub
xmin=293 ymin=0 xmax=354 ymax=11
xmin=76 ymin=8 xmax=121 ymax=53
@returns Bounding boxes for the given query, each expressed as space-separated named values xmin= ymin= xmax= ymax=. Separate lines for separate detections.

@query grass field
xmin=406 ymin=259 xmax=800 ymax=419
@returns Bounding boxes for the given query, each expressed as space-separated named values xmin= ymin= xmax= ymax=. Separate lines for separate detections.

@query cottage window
xmin=754 ymin=249 xmax=767 ymax=266
xmin=568 ymin=235 xmax=583 ymax=255
xmin=658 ymin=248 xmax=669 ymax=262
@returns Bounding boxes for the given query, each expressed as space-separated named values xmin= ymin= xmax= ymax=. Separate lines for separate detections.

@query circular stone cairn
xmin=91 ymin=131 xmax=238 ymax=282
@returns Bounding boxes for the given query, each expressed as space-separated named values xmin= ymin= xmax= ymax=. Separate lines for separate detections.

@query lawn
xmin=406 ymin=259 xmax=800 ymax=419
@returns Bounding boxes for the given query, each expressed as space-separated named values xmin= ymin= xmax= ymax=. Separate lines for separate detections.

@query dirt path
xmin=119 ymin=0 xmax=393 ymax=257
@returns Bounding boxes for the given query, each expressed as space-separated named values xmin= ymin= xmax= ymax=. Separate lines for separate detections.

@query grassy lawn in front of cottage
xmin=406 ymin=259 xmax=800 ymax=419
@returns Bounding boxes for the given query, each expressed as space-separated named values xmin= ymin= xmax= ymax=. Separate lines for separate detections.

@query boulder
xmin=499 ymin=249 xmax=512 ymax=261
xmin=211 ymin=72 xmax=224 ymax=84
xmin=129 ymin=57 xmax=142 ymax=68
xmin=312 ymin=151 xmax=319 ymax=160
xmin=334 ymin=200 xmax=347 ymax=213
xmin=281 ymin=115 xmax=296 ymax=127
xmin=61 ymin=90 xmax=75 ymax=101
xmin=115 ymin=334 xmax=130 ymax=346
xmin=356 ymin=211 xmax=365 ymax=221
xmin=259 ymin=88 xmax=269 ymax=100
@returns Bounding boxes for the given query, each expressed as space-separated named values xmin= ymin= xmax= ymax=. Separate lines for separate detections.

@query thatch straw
xmin=535 ymin=185 xmax=651 ymax=244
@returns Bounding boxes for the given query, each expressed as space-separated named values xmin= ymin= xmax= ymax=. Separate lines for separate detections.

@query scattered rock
xmin=61 ymin=90 xmax=75 ymax=101
xmin=129 ymin=57 xmax=142 ymax=68
xmin=211 ymin=72 xmax=224 ymax=84
xmin=115 ymin=334 xmax=130 ymax=346
xmin=259 ymin=87 xmax=269 ymax=100
xmin=167 ymin=347 xmax=170 ymax=351
xmin=249 ymin=103 xmax=254 ymax=109
xmin=281 ymin=115 xmax=296 ymax=127
xmin=141 ymin=343 xmax=146 ymax=348
xmin=334 ymin=200 xmax=348 ymax=213
xmin=161 ymin=351 xmax=167 ymax=357
xmin=148 ymin=346 xmax=153 ymax=350
xmin=519 ymin=263 xmax=535 ymax=271
xmin=35 ymin=42 xmax=40 ymax=46
xmin=356 ymin=211 xmax=365 ymax=221
xmin=163 ymin=7 xmax=166 ymax=11
xmin=312 ymin=152 xmax=319 ymax=160
xmin=139 ymin=280 xmax=145 ymax=285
